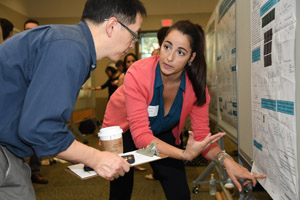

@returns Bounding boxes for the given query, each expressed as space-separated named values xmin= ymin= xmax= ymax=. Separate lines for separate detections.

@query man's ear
xmin=105 ymin=17 xmax=118 ymax=38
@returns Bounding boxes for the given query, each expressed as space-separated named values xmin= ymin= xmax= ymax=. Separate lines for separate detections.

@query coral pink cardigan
xmin=103 ymin=56 xmax=217 ymax=157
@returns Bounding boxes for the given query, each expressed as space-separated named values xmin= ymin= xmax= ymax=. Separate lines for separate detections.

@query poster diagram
xmin=206 ymin=22 xmax=218 ymax=117
xmin=250 ymin=0 xmax=297 ymax=199
xmin=216 ymin=0 xmax=237 ymax=128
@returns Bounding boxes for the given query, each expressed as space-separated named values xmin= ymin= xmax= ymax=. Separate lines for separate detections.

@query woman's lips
xmin=163 ymin=62 xmax=173 ymax=69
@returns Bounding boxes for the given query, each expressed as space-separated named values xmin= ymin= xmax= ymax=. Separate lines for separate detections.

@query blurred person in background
xmin=89 ymin=64 xmax=120 ymax=100
xmin=0 ymin=18 xmax=14 ymax=41
xmin=116 ymin=60 xmax=125 ymax=73
xmin=117 ymin=53 xmax=138 ymax=87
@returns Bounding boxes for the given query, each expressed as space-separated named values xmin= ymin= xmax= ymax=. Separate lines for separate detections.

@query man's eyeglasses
xmin=117 ymin=21 xmax=139 ymax=43
xmin=104 ymin=19 xmax=139 ymax=43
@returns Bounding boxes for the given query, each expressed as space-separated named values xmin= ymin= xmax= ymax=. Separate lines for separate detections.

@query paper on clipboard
xmin=67 ymin=163 xmax=97 ymax=179
xmin=66 ymin=150 xmax=167 ymax=179
xmin=120 ymin=150 xmax=167 ymax=166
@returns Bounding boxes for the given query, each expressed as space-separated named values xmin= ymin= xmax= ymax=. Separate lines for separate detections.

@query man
xmin=24 ymin=19 xmax=39 ymax=30
xmin=0 ymin=0 xmax=146 ymax=199
xmin=22 ymin=18 xmax=49 ymax=185
xmin=0 ymin=18 xmax=14 ymax=41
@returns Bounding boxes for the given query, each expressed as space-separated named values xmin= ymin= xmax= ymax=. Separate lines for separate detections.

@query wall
xmin=0 ymin=4 xmax=27 ymax=32
xmin=142 ymin=13 xmax=211 ymax=31
xmin=236 ymin=0 xmax=253 ymax=164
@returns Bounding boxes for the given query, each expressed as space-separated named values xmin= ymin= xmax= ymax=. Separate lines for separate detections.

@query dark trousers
xmin=109 ymin=130 xmax=190 ymax=200
xmin=29 ymin=154 xmax=41 ymax=175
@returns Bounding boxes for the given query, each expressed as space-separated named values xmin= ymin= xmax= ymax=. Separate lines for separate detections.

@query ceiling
xmin=0 ymin=0 xmax=218 ymax=18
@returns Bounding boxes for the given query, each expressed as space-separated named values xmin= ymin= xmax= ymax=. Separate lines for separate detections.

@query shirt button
xmin=91 ymin=64 xmax=95 ymax=69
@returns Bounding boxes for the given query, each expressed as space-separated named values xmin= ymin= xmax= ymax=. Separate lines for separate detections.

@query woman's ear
xmin=105 ymin=17 xmax=118 ymax=38
xmin=189 ymin=52 xmax=197 ymax=63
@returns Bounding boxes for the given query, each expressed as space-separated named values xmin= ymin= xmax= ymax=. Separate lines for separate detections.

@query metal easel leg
xmin=192 ymin=161 xmax=217 ymax=194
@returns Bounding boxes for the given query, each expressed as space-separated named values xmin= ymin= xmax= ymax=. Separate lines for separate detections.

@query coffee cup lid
xmin=98 ymin=126 xmax=123 ymax=140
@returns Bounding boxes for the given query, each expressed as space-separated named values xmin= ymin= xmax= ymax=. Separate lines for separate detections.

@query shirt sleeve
xmin=18 ymin=39 xmax=90 ymax=158
xmin=123 ymin=67 xmax=157 ymax=149
xmin=101 ymin=79 xmax=110 ymax=89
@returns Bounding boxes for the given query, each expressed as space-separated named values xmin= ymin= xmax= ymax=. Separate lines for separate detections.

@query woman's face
xmin=117 ymin=65 xmax=124 ymax=73
xmin=125 ymin=55 xmax=136 ymax=68
xmin=106 ymin=70 xmax=113 ymax=78
xmin=159 ymin=29 xmax=195 ymax=78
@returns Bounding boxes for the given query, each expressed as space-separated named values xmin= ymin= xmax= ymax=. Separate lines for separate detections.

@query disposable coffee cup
xmin=98 ymin=126 xmax=123 ymax=154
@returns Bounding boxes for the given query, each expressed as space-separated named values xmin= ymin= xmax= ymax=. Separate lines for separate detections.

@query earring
xmin=188 ymin=61 xmax=192 ymax=66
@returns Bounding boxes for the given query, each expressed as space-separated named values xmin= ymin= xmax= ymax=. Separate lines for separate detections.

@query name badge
xmin=148 ymin=105 xmax=159 ymax=117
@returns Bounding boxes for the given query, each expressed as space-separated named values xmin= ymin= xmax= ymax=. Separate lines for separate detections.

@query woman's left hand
xmin=223 ymin=158 xmax=267 ymax=192
xmin=183 ymin=131 xmax=226 ymax=160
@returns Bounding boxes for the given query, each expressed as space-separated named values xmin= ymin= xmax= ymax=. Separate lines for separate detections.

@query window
xmin=138 ymin=32 xmax=159 ymax=59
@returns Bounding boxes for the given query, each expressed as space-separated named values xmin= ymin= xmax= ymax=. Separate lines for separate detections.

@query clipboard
xmin=66 ymin=150 xmax=167 ymax=179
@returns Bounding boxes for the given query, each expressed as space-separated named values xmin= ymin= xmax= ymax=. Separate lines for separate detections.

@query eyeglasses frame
xmin=104 ymin=18 xmax=139 ymax=43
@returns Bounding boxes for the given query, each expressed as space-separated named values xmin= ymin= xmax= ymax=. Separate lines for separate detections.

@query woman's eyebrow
xmin=164 ymin=40 xmax=189 ymax=52
xmin=178 ymin=47 xmax=188 ymax=52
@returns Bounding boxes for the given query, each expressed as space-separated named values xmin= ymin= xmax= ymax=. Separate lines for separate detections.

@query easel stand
xmin=192 ymin=137 xmax=255 ymax=200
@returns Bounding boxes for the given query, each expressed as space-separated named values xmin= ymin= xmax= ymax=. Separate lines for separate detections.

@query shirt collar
xmin=78 ymin=21 xmax=97 ymax=71
xmin=179 ymin=71 xmax=186 ymax=92
xmin=155 ymin=62 xmax=186 ymax=92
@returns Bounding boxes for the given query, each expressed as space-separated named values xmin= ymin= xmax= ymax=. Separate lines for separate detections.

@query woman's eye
xmin=164 ymin=45 xmax=170 ymax=50
xmin=178 ymin=51 xmax=185 ymax=56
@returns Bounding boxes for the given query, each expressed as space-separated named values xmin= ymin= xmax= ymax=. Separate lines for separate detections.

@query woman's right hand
xmin=182 ymin=131 xmax=226 ymax=161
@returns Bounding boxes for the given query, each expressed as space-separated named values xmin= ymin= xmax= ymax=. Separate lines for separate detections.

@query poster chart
xmin=250 ymin=0 xmax=297 ymax=199
xmin=206 ymin=22 xmax=218 ymax=117
xmin=216 ymin=0 xmax=237 ymax=128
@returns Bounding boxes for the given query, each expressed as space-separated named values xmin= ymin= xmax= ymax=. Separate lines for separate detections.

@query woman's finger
xmin=188 ymin=131 xmax=195 ymax=139
xmin=230 ymin=176 xmax=242 ymax=192
xmin=253 ymin=174 xmax=267 ymax=179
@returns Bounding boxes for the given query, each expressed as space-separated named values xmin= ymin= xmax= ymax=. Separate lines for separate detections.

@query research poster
xmin=250 ymin=0 xmax=297 ymax=199
xmin=216 ymin=0 xmax=237 ymax=128
xmin=206 ymin=22 xmax=218 ymax=117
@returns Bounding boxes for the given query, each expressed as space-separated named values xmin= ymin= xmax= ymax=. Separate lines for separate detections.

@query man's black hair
xmin=81 ymin=0 xmax=147 ymax=25
xmin=0 ymin=18 xmax=14 ymax=40
xmin=24 ymin=19 xmax=40 ymax=29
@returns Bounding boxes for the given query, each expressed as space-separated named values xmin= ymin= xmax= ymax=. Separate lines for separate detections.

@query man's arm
xmin=56 ymin=140 xmax=130 ymax=181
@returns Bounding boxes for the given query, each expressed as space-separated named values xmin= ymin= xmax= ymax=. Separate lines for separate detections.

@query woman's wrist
xmin=215 ymin=150 xmax=232 ymax=168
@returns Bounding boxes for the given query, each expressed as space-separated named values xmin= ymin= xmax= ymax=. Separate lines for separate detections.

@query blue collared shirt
xmin=148 ymin=63 xmax=185 ymax=136
xmin=0 ymin=22 xmax=97 ymax=158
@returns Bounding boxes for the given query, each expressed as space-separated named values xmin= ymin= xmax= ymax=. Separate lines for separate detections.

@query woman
xmin=89 ymin=64 xmax=120 ymax=99
xmin=117 ymin=53 xmax=138 ymax=87
xmin=115 ymin=60 xmax=125 ymax=73
xmin=103 ymin=21 xmax=266 ymax=199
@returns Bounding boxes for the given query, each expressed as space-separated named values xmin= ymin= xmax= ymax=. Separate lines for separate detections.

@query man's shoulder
xmin=39 ymin=23 xmax=86 ymax=43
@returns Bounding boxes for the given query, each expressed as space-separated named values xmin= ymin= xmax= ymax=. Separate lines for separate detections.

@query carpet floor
xmin=33 ymin=134 xmax=272 ymax=200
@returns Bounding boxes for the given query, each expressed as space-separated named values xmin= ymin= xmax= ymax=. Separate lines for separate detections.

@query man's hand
xmin=91 ymin=151 xmax=130 ymax=181
xmin=56 ymin=140 xmax=130 ymax=181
